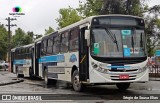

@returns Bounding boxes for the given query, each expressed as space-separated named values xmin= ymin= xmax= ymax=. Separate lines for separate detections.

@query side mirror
xmin=85 ymin=30 xmax=90 ymax=40
xmin=85 ymin=30 xmax=90 ymax=46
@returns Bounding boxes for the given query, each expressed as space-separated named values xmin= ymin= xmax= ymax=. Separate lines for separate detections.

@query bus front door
xmin=79 ymin=27 xmax=89 ymax=81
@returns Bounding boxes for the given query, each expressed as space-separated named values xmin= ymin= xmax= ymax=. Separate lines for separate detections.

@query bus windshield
xmin=91 ymin=28 xmax=146 ymax=58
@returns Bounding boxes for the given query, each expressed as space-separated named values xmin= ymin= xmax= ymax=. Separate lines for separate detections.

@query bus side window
xmin=41 ymin=40 xmax=47 ymax=56
xmin=60 ymin=32 xmax=69 ymax=53
xmin=69 ymin=28 xmax=79 ymax=52
xmin=47 ymin=38 xmax=53 ymax=55
xmin=53 ymin=34 xmax=60 ymax=54
xmin=41 ymin=41 xmax=44 ymax=56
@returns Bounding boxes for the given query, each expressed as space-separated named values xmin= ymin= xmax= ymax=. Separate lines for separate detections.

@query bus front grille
xmin=110 ymin=75 xmax=137 ymax=81
xmin=109 ymin=69 xmax=138 ymax=72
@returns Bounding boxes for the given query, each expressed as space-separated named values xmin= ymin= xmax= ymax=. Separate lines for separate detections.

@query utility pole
xmin=5 ymin=17 xmax=17 ymax=62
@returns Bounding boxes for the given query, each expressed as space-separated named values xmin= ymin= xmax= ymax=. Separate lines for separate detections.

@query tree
xmin=78 ymin=0 xmax=147 ymax=17
xmin=77 ymin=0 xmax=103 ymax=18
xmin=100 ymin=0 xmax=125 ymax=15
xmin=145 ymin=5 xmax=160 ymax=56
xmin=45 ymin=26 xmax=55 ymax=35
xmin=27 ymin=31 xmax=34 ymax=41
xmin=56 ymin=7 xmax=81 ymax=28
xmin=0 ymin=24 xmax=8 ymax=60
xmin=11 ymin=28 xmax=33 ymax=48
xmin=34 ymin=34 xmax=42 ymax=39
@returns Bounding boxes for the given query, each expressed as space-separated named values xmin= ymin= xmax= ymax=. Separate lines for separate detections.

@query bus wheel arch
xmin=71 ymin=66 xmax=84 ymax=92
xmin=44 ymin=66 xmax=49 ymax=85
xmin=16 ymin=66 xmax=23 ymax=78
xmin=29 ymin=67 xmax=34 ymax=79
xmin=71 ymin=65 xmax=78 ymax=78
xmin=44 ymin=66 xmax=57 ymax=85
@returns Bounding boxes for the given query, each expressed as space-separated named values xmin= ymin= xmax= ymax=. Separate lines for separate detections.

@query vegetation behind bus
xmin=0 ymin=0 xmax=160 ymax=60
xmin=56 ymin=0 xmax=160 ymax=57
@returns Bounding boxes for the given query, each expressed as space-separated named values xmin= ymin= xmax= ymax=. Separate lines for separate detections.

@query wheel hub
xmin=74 ymin=75 xmax=80 ymax=87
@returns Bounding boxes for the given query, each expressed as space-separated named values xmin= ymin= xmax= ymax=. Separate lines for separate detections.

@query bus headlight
xmin=91 ymin=62 xmax=108 ymax=73
xmin=91 ymin=62 xmax=98 ymax=69
xmin=139 ymin=66 xmax=147 ymax=73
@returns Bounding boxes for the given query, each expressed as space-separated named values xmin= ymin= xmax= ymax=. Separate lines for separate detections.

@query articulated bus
xmin=11 ymin=15 xmax=148 ymax=91
xmin=11 ymin=43 xmax=34 ymax=78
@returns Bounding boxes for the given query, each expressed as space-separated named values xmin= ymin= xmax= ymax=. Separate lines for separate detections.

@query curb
xmin=0 ymin=78 xmax=24 ymax=86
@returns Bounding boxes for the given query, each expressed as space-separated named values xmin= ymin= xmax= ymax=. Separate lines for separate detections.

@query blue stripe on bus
xmin=13 ymin=60 xmax=26 ymax=65
xmin=38 ymin=54 xmax=64 ymax=63
xmin=107 ymin=66 xmax=130 ymax=69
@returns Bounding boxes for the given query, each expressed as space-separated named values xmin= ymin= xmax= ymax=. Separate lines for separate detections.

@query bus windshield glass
xmin=91 ymin=28 xmax=146 ymax=58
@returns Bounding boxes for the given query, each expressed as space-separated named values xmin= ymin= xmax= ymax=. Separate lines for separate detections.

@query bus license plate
xmin=119 ymin=75 xmax=129 ymax=79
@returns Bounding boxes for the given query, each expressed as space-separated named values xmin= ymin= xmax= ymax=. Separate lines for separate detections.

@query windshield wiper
xmin=140 ymin=33 xmax=143 ymax=47
xmin=92 ymin=25 xmax=119 ymax=51
xmin=131 ymin=34 xmax=134 ymax=53
xmin=131 ymin=28 xmax=136 ymax=53
xmin=104 ymin=27 xmax=119 ymax=51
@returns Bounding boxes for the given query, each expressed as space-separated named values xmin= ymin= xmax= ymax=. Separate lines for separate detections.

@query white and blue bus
xmin=11 ymin=43 xmax=34 ymax=78
xmin=11 ymin=15 xmax=148 ymax=92
xmin=36 ymin=15 xmax=148 ymax=91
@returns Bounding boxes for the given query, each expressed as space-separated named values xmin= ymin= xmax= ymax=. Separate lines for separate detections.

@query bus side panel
xmin=57 ymin=52 xmax=79 ymax=82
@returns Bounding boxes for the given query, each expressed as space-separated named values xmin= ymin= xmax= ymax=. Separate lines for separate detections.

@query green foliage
xmin=56 ymin=0 xmax=159 ymax=56
xmin=145 ymin=4 xmax=160 ymax=56
xmin=78 ymin=0 xmax=146 ymax=17
xmin=0 ymin=24 xmax=8 ymax=60
xmin=11 ymin=28 xmax=33 ymax=48
xmin=56 ymin=7 xmax=81 ymax=28
xmin=27 ymin=31 xmax=34 ymax=41
xmin=77 ymin=0 xmax=103 ymax=18
xmin=34 ymin=34 xmax=42 ymax=39
xmin=45 ymin=26 xmax=55 ymax=35
xmin=100 ymin=0 xmax=125 ymax=15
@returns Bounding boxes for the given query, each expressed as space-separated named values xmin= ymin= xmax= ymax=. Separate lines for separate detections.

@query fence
xmin=149 ymin=65 xmax=160 ymax=77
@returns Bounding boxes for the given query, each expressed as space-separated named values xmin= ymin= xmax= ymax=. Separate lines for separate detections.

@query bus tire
xmin=29 ymin=67 xmax=34 ymax=79
xmin=116 ymin=83 xmax=130 ymax=90
xmin=16 ymin=68 xmax=23 ymax=78
xmin=44 ymin=69 xmax=57 ymax=85
xmin=72 ymin=70 xmax=84 ymax=92
xmin=16 ymin=72 xmax=20 ymax=78
xmin=16 ymin=72 xmax=23 ymax=78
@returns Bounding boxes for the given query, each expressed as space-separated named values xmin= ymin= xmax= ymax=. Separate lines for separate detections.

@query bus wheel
xmin=16 ymin=68 xmax=23 ymax=78
xmin=16 ymin=72 xmax=20 ymax=78
xmin=116 ymin=83 xmax=130 ymax=90
xmin=29 ymin=68 xmax=34 ymax=79
xmin=44 ymin=69 xmax=50 ymax=85
xmin=44 ymin=69 xmax=57 ymax=85
xmin=16 ymin=72 xmax=23 ymax=78
xmin=72 ymin=70 xmax=84 ymax=92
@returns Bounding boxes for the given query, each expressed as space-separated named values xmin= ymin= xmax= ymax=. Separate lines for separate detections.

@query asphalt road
xmin=0 ymin=76 xmax=160 ymax=103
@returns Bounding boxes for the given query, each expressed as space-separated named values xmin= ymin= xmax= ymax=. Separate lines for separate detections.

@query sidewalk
xmin=0 ymin=69 xmax=24 ymax=86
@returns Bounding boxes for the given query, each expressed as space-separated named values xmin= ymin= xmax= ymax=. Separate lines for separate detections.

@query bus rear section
xmin=11 ymin=44 xmax=34 ymax=78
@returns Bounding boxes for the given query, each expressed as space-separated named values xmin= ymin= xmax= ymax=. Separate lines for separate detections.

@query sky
xmin=0 ymin=0 xmax=159 ymax=35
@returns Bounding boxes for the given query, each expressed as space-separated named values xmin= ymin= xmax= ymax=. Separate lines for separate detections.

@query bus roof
xmin=11 ymin=43 xmax=34 ymax=51
xmin=57 ymin=14 xmax=143 ymax=33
